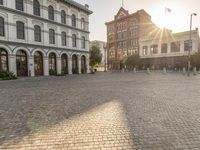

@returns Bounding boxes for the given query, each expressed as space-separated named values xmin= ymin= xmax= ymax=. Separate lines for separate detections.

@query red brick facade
xmin=105 ymin=7 xmax=157 ymax=69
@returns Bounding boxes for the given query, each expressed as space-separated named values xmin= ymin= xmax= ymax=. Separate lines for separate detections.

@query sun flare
xmin=150 ymin=1 xmax=188 ymax=32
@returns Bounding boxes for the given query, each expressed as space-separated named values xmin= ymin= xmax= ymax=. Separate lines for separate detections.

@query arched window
xmin=81 ymin=36 xmax=86 ymax=49
xmin=61 ymin=10 xmax=66 ymax=24
xmin=81 ymin=18 xmax=85 ymax=30
xmin=72 ymin=34 xmax=76 ymax=47
xmin=0 ymin=17 xmax=4 ymax=36
xmin=33 ymin=0 xmax=40 ymax=16
xmin=16 ymin=50 xmax=27 ymax=76
xmin=71 ymin=14 xmax=76 ymax=27
xmin=72 ymin=54 xmax=78 ymax=74
xmin=34 ymin=25 xmax=41 ymax=42
xmin=48 ymin=5 xmax=54 ymax=20
xmin=16 ymin=0 xmax=24 ymax=11
xmin=0 ymin=49 xmax=8 ymax=72
xmin=49 ymin=29 xmax=55 ymax=44
xmin=61 ymin=54 xmax=68 ymax=74
xmin=34 ymin=51 xmax=43 ymax=76
xmin=61 ymin=32 xmax=66 ymax=46
xmin=49 ymin=52 xmax=56 ymax=75
xmin=16 ymin=21 xmax=25 ymax=39
xmin=0 ymin=0 xmax=3 ymax=5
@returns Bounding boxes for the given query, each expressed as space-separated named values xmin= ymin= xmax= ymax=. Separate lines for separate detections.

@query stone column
xmin=68 ymin=57 xmax=72 ymax=75
xmin=44 ymin=56 xmax=49 ymax=76
xmin=86 ymin=58 xmax=90 ymax=73
xmin=29 ymin=56 xmax=34 ymax=77
xmin=9 ymin=54 xmax=16 ymax=75
xmin=78 ymin=55 xmax=81 ymax=74
xmin=57 ymin=57 xmax=61 ymax=75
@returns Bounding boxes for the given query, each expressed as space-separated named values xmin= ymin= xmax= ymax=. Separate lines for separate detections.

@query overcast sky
xmin=75 ymin=0 xmax=200 ymax=41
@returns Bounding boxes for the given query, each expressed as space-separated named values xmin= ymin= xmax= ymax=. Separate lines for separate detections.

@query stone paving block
xmin=1 ymin=73 xmax=200 ymax=149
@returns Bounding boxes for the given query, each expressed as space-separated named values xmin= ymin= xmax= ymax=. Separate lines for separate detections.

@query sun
xmin=150 ymin=1 xmax=185 ymax=32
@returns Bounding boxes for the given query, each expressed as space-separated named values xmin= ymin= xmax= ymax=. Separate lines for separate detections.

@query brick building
xmin=105 ymin=7 xmax=157 ymax=70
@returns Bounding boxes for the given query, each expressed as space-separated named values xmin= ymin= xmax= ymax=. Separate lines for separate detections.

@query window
xmin=33 ymin=0 xmax=40 ymax=16
xmin=81 ymin=18 xmax=85 ymax=30
xmin=16 ymin=0 xmax=24 ymax=11
xmin=81 ymin=36 xmax=85 ymax=48
xmin=122 ymin=50 xmax=127 ymax=56
xmin=118 ymin=42 xmax=122 ymax=48
xmin=0 ymin=0 xmax=3 ymax=5
xmin=118 ymin=32 xmax=126 ymax=40
xmin=48 ymin=5 xmax=54 ymax=20
xmin=16 ymin=21 xmax=25 ymax=39
xmin=171 ymin=42 xmax=180 ymax=52
xmin=108 ymin=43 xmax=114 ymax=49
xmin=16 ymin=50 xmax=27 ymax=76
xmin=61 ymin=10 xmax=66 ymax=24
xmin=118 ymin=41 xmax=126 ymax=48
xmin=0 ymin=49 xmax=8 ymax=72
xmin=109 ymin=50 xmax=115 ymax=57
xmin=118 ymin=22 xmax=126 ymax=31
xmin=61 ymin=32 xmax=66 ymax=46
xmin=71 ymin=14 xmax=76 ymax=27
xmin=34 ymin=25 xmax=41 ymax=42
xmin=161 ymin=43 xmax=168 ymax=53
xmin=150 ymin=45 xmax=158 ymax=54
xmin=49 ymin=29 xmax=55 ymax=44
xmin=72 ymin=34 xmax=76 ymax=47
xmin=108 ymin=25 xmax=114 ymax=34
xmin=122 ymin=22 xmax=126 ymax=30
xmin=143 ymin=46 xmax=148 ymax=55
xmin=49 ymin=53 xmax=56 ymax=73
xmin=184 ymin=40 xmax=192 ymax=51
xmin=131 ymin=26 xmax=138 ymax=38
xmin=0 ymin=17 xmax=4 ymax=36
xmin=131 ymin=39 xmax=137 ymax=47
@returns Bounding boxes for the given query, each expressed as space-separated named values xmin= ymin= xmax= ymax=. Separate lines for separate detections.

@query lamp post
xmin=103 ymin=44 xmax=107 ymax=72
xmin=188 ymin=13 xmax=197 ymax=76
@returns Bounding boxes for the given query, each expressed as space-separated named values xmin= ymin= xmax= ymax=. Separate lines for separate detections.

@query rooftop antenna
xmin=122 ymin=0 xmax=124 ymax=8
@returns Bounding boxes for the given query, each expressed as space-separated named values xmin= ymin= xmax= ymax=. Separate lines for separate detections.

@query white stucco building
xmin=139 ymin=28 xmax=200 ymax=70
xmin=0 ymin=0 xmax=92 ymax=76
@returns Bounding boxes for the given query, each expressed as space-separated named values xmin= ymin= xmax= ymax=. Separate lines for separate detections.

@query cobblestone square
xmin=1 ymin=72 xmax=200 ymax=150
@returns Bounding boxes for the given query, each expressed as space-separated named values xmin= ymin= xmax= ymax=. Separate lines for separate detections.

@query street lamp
xmin=188 ymin=13 xmax=197 ymax=76
xmin=103 ymin=44 xmax=107 ymax=72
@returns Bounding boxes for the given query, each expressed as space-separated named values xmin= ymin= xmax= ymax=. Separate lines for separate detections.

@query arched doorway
xmin=16 ymin=50 xmax=28 ymax=76
xmin=49 ymin=52 xmax=57 ymax=75
xmin=0 ymin=48 xmax=8 ymax=72
xmin=72 ymin=54 xmax=78 ymax=74
xmin=61 ymin=54 xmax=68 ymax=74
xmin=34 ymin=51 xmax=43 ymax=76
xmin=81 ymin=55 xmax=87 ymax=74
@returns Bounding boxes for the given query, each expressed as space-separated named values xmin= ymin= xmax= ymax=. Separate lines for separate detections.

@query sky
xmin=75 ymin=0 xmax=200 ymax=41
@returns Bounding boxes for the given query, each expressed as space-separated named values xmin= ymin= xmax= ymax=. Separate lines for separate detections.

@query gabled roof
xmin=60 ymin=0 xmax=93 ymax=14
xmin=115 ymin=7 xmax=129 ymax=20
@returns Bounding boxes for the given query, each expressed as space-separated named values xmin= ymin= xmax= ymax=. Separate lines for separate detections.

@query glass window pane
xmin=16 ymin=0 xmax=24 ymax=11
xmin=0 ymin=17 xmax=4 ymax=36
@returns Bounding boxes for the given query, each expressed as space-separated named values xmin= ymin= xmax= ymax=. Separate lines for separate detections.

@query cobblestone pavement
xmin=1 ymin=72 xmax=200 ymax=150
